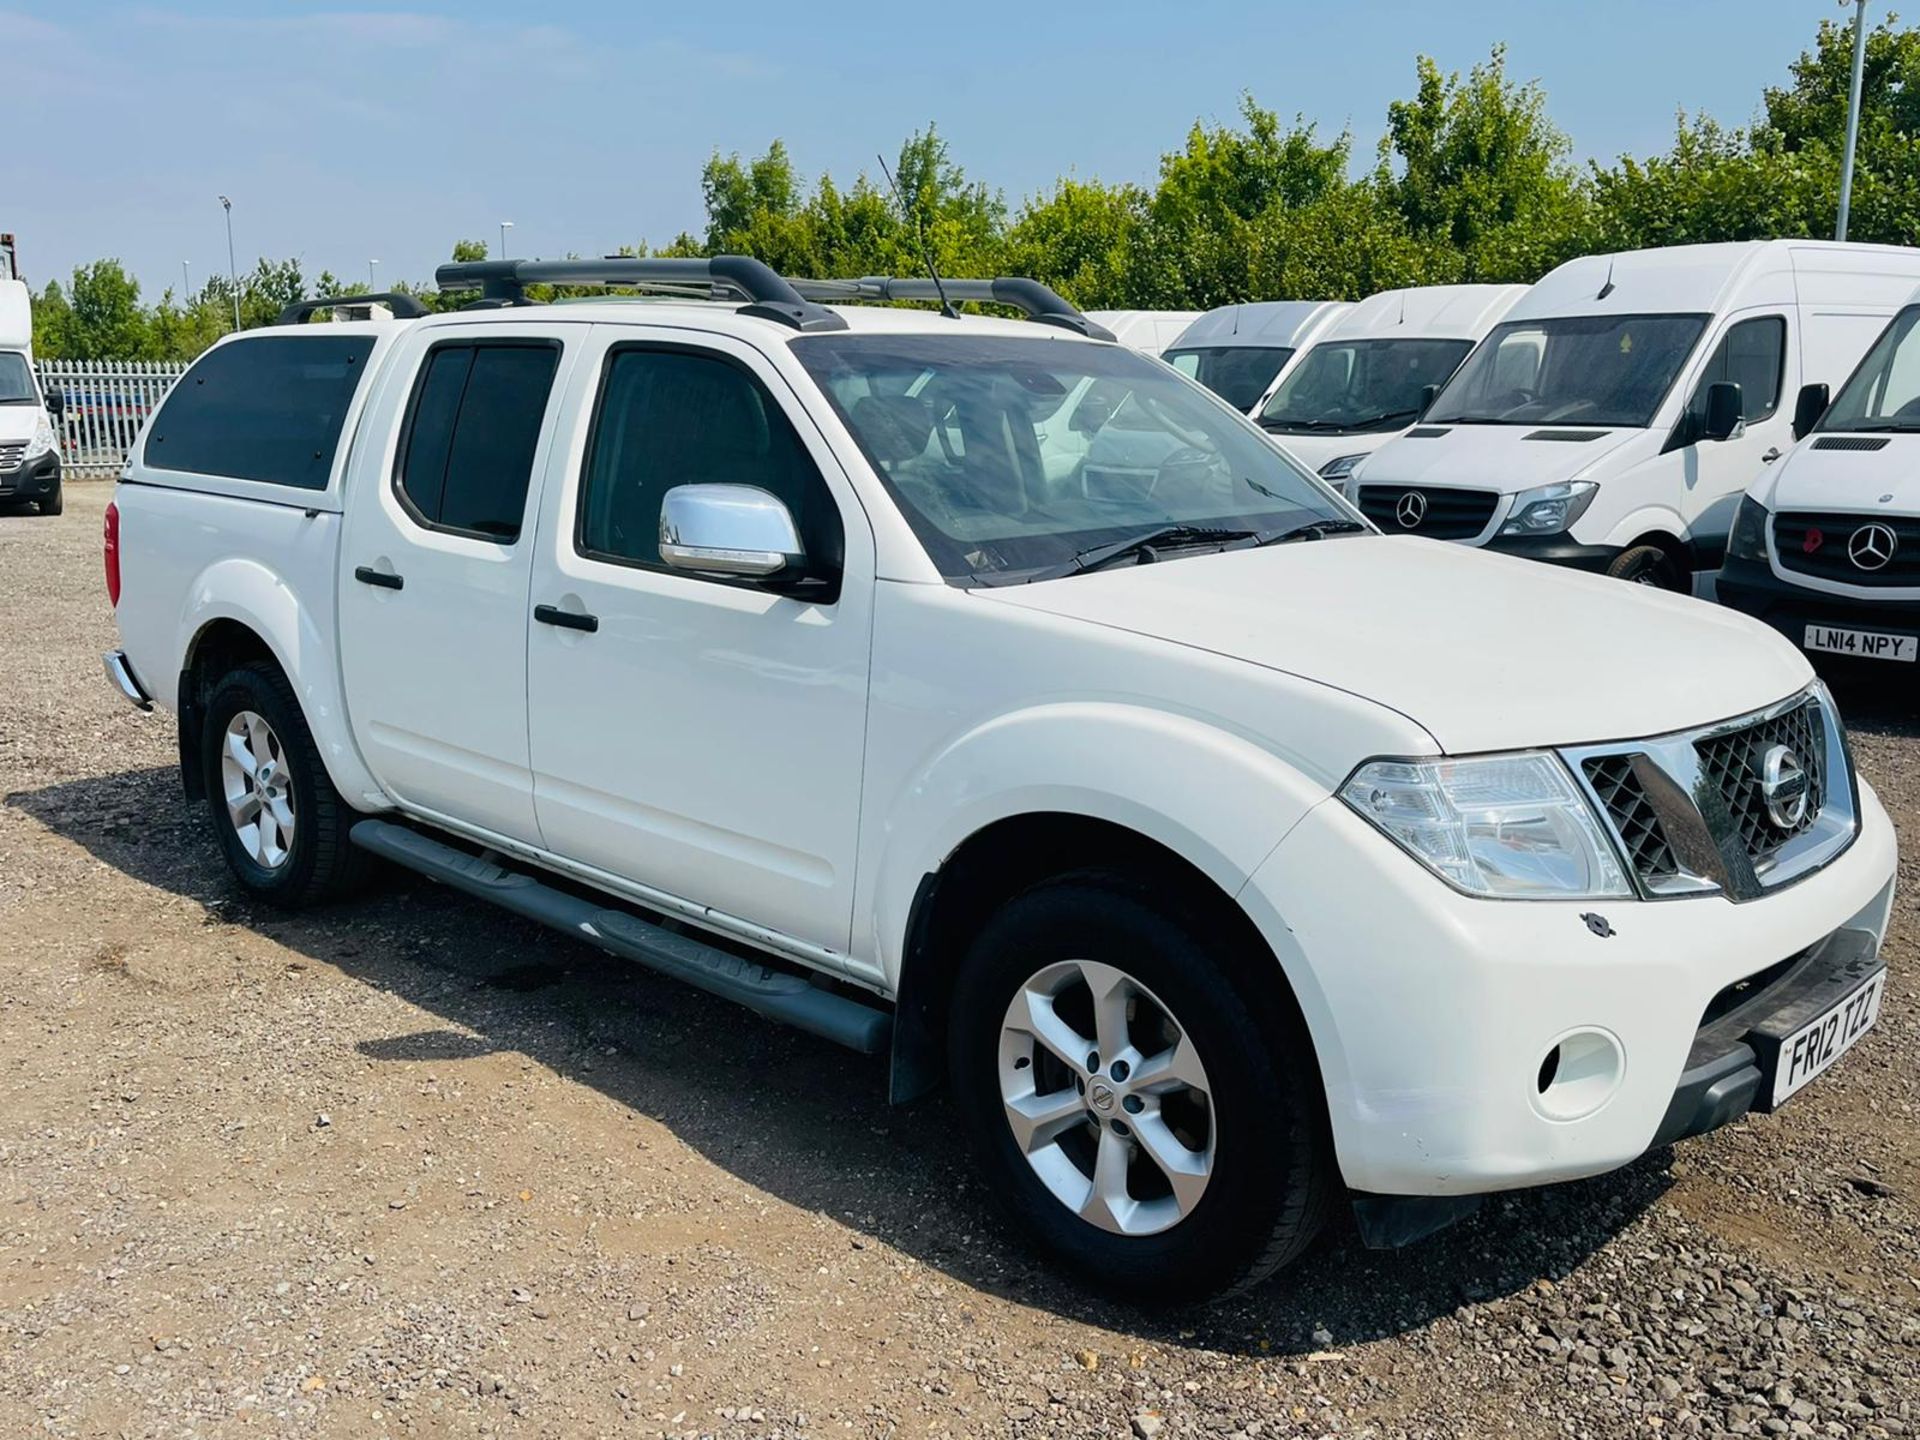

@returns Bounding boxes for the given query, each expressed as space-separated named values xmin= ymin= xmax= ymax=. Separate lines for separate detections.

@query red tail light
xmin=104 ymin=501 xmax=121 ymax=607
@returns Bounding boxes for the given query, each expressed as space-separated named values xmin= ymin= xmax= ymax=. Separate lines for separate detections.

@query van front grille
xmin=1355 ymin=485 xmax=1498 ymax=539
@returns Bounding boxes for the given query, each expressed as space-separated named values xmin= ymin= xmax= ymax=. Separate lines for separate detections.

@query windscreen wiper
xmin=1263 ymin=409 xmax=1419 ymax=433
xmin=1251 ymin=519 xmax=1369 ymax=546
xmin=1032 ymin=524 xmax=1259 ymax=582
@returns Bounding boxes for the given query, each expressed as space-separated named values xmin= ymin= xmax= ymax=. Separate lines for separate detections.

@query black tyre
xmin=1606 ymin=543 xmax=1686 ymax=591
xmin=37 ymin=483 xmax=63 ymax=516
xmin=947 ymin=870 xmax=1334 ymax=1301
xmin=198 ymin=661 xmax=369 ymax=906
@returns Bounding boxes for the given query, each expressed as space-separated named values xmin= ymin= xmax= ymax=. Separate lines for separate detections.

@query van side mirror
xmin=1417 ymin=383 xmax=1439 ymax=417
xmin=658 ymin=483 xmax=805 ymax=580
xmin=1791 ymin=382 xmax=1830 ymax=441
xmin=1702 ymin=381 xmax=1743 ymax=442
xmin=43 ymin=388 xmax=64 ymax=419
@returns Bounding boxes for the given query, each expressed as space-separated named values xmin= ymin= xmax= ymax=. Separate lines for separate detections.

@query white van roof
xmin=1169 ymin=300 xmax=1350 ymax=351
xmin=1081 ymin=309 xmax=1201 ymax=353
xmin=0 ymin=279 xmax=30 ymax=353
xmin=1316 ymin=284 xmax=1528 ymax=343
xmin=1511 ymin=240 xmax=1920 ymax=323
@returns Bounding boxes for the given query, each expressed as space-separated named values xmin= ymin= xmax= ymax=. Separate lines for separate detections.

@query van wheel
xmin=198 ymin=661 xmax=368 ymax=907
xmin=37 ymin=483 xmax=63 ymax=516
xmin=947 ymin=871 xmax=1334 ymax=1301
xmin=1606 ymin=544 xmax=1685 ymax=591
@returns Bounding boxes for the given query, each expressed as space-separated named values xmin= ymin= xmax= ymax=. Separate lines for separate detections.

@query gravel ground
xmin=2 ymin=484 xmax=1918 ymax=1440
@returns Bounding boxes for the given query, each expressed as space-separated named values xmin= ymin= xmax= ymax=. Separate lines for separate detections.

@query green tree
xmin=1382 ymin=46 xmax=1594 ymax=281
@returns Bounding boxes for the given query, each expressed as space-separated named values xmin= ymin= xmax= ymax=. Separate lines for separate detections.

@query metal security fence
xmin=34 ymin=359 xmax=188 ymax=479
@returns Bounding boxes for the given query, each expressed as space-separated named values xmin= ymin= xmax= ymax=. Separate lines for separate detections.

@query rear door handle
xmin=1761 ymin=447 xmax=1782 ymax=463
xmin=354 ymin=565 xmax=404 ymax=590
xmin=534 ymin=603 xmax=598 ymax=633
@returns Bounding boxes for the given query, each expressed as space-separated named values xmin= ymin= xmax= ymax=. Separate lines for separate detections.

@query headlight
xmin=1727 ymin=494 xmax=1770 ymax=563
xmin=1341 ymin=751 xmax=1630 ymax=899
xmin=1318 ymin=452 xmax=1369 ymax=484
xmin=1498 ymin=480 xmax=1598 ymax=536
xmin=23 ymin=415 xmax=57 ymax=461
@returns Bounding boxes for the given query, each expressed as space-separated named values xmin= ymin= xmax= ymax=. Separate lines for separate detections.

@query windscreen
xmin=1425 ymin=313 xmax=1709 ymax=429
xmin=1163 ymin=346 xmax=1294 ymax=412
xmin=792 ymin=334 xmax=1348 ymax=583
xmin=1259 ymin=338 xmax=1473 ymax=434
xmin=1820 ymin=304 xmax=1920 ymax=432
xmin=0 ymin=352 xmax=36 ymax=404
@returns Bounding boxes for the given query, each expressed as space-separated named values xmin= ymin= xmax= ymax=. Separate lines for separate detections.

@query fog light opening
xmin=1532 ymin=1028 xmax=1624 ymax=1122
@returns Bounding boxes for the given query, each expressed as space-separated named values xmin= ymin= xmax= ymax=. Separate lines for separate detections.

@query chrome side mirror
xmin=658 ymin=483 xmax=804 ymax=578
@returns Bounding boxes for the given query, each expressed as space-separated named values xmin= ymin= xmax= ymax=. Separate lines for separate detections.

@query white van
xmin=1720 ymin=285 xmax=1920 ymax=664
xmin=1352 ymin=241 xmax=1920 ymax=589
xmin=1081 ymin=310 xmax=1200 ymax=355
xmin=1255 ymin=284 xmax=1527 ymax=491
xmin=1164 ymin=301 xmax=1349 ymax=414
xmin=0 ymin=275 xmax=64 ymax=515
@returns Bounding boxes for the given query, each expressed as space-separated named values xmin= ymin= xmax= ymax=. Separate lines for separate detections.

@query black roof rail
xmin=792 ymin=276 xmax=1116 ymax=341
xmin=433 ymin=256 xmax=849 ymax=332
xmin=277 ymin=292 xmax=430 ymax=325
xmin=431 ymin=256 xmax=1112 ymax=339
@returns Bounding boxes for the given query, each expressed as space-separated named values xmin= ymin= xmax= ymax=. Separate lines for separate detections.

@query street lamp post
xmin=1836 ymin=0 xmax=1870 ymax=241
xmin=369 ymin=258 xmax=380 ymax=291
xmin=499 ymin=220 xmax=514 ymax=260
xmin=218 ymin=195 xmax=240 ymax=330
xmin=181 ymin=260 xmax=191 ymax=302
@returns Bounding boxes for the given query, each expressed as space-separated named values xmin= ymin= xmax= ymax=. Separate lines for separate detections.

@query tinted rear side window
xmin=144 ymin=335 xmax=372 ymax=489
xmin=396 ymin=341 xmax=560 ymax=541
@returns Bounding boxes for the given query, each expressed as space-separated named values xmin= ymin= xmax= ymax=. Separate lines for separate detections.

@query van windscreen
xmin=1259 ymin=338 xmax=1472 ymax=434
xmin=0 ymin=351 xmax=35 ymax=404
xmin=1163 ymin=346 xmax=1295 ymax=412
xmin=1820 ymin=305 xmax=1920 ymax=432
xmin=143 ymin=334 xmax=374 ymax=489
xmin=1425 ymin=314 xmax=1709 ymax=429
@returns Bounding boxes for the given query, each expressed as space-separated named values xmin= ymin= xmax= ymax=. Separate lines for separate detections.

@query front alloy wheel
xmin=999 ymin=958 xmax=1214 ymax=1236
xmin=949 ymin=871 xmax=1334 ymax=1300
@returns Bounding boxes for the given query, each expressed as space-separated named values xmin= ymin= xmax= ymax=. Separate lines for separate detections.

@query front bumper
xmin=1718 ymin=555 xmax=1920 ymax=660
xmin=0 ymin=449 xmax=60 ymax=499
xmin=1482 ymin=531 xmax=1620 ymax=571
xmin=1241 ymin=777 xmax=1897 ymax=1198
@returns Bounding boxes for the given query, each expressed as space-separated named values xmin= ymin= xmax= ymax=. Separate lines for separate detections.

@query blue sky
xmin=8 ymin=1 xmax=1856 ymax=299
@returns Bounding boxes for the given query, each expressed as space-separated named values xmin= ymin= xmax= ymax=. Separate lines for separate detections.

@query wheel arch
xmin=173 ymin=567 xmax=383 ymax=810
xmin=887 ymin=810 xmax=1325 ymax=1110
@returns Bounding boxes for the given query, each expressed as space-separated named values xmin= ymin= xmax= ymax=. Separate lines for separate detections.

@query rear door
xmin=524 ymin=326 xmax=874 ymax=955
xmin=339 ymin=322 xmax=578 ymax=843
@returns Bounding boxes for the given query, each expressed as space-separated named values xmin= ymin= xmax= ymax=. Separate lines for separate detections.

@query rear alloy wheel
xmin=199 ymin=661 xmax=369 ymax=906
xmin=1606 ymin=543 xmax=1686 ymax=591
xmin=949 ymin=872 xmax=1333 ymax=1300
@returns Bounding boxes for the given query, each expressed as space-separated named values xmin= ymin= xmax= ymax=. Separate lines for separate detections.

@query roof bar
xmin=795 ymin=276 xmax=1116 ymax=341
xmin=278 ymin=292 xmax=430 ymax=325
xmin=432 ymin=256 xmax=1113 ymax=340
xmin=433 ymin=256 xmax=849 ymax=332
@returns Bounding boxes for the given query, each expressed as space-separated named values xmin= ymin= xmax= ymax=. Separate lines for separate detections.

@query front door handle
xmin=354 ymin=565 xmax=404 ymax=590
xmin=534 ymin=603 xmax=598 ymax=633
xmin=1761 ymin=447 xmax=1782 ymax=464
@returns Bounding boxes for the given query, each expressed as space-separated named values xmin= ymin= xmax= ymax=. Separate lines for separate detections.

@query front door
xmin=1678 ymin=311 xmax=1794 ymax=551
xmin=525 ymin=328 xmax=874 ymax=955
xmin=338 ymin=323 xmax=578 ymax=844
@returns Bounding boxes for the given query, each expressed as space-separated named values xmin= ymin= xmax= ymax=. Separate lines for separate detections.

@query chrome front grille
xmin=1563 ymin=688 xmax=1856 ymax=901
xmin=1695 ymin=700 xmax=1826 ymax=864
xmin=0 ymin=441 xmax=24 ymax=473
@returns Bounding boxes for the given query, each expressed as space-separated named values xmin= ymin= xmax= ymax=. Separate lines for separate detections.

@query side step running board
xmin=350 ymin=819 xmax=891 ymax=1054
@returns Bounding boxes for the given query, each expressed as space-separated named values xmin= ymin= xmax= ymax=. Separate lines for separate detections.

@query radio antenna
xmin=877 ymin=151 xmax=959 ymax=319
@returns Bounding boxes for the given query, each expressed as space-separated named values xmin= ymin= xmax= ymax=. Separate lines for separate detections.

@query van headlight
xmin=1318 ymin=453 xmax=1369 ymax=486
xmin=1341 ymin=752 xmax=1630 ymax=899
xmin=1727 ymin=495 xmax=1770 ymax=563
xmin=1499 ymin=481 xmax=1598 ymax=536
xmin=23 ymin=416 xmax=58 ymax=461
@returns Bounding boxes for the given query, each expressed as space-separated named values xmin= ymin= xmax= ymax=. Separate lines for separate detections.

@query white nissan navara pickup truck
xmin=103 ymin=257 xmax=1897 ymax=1300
